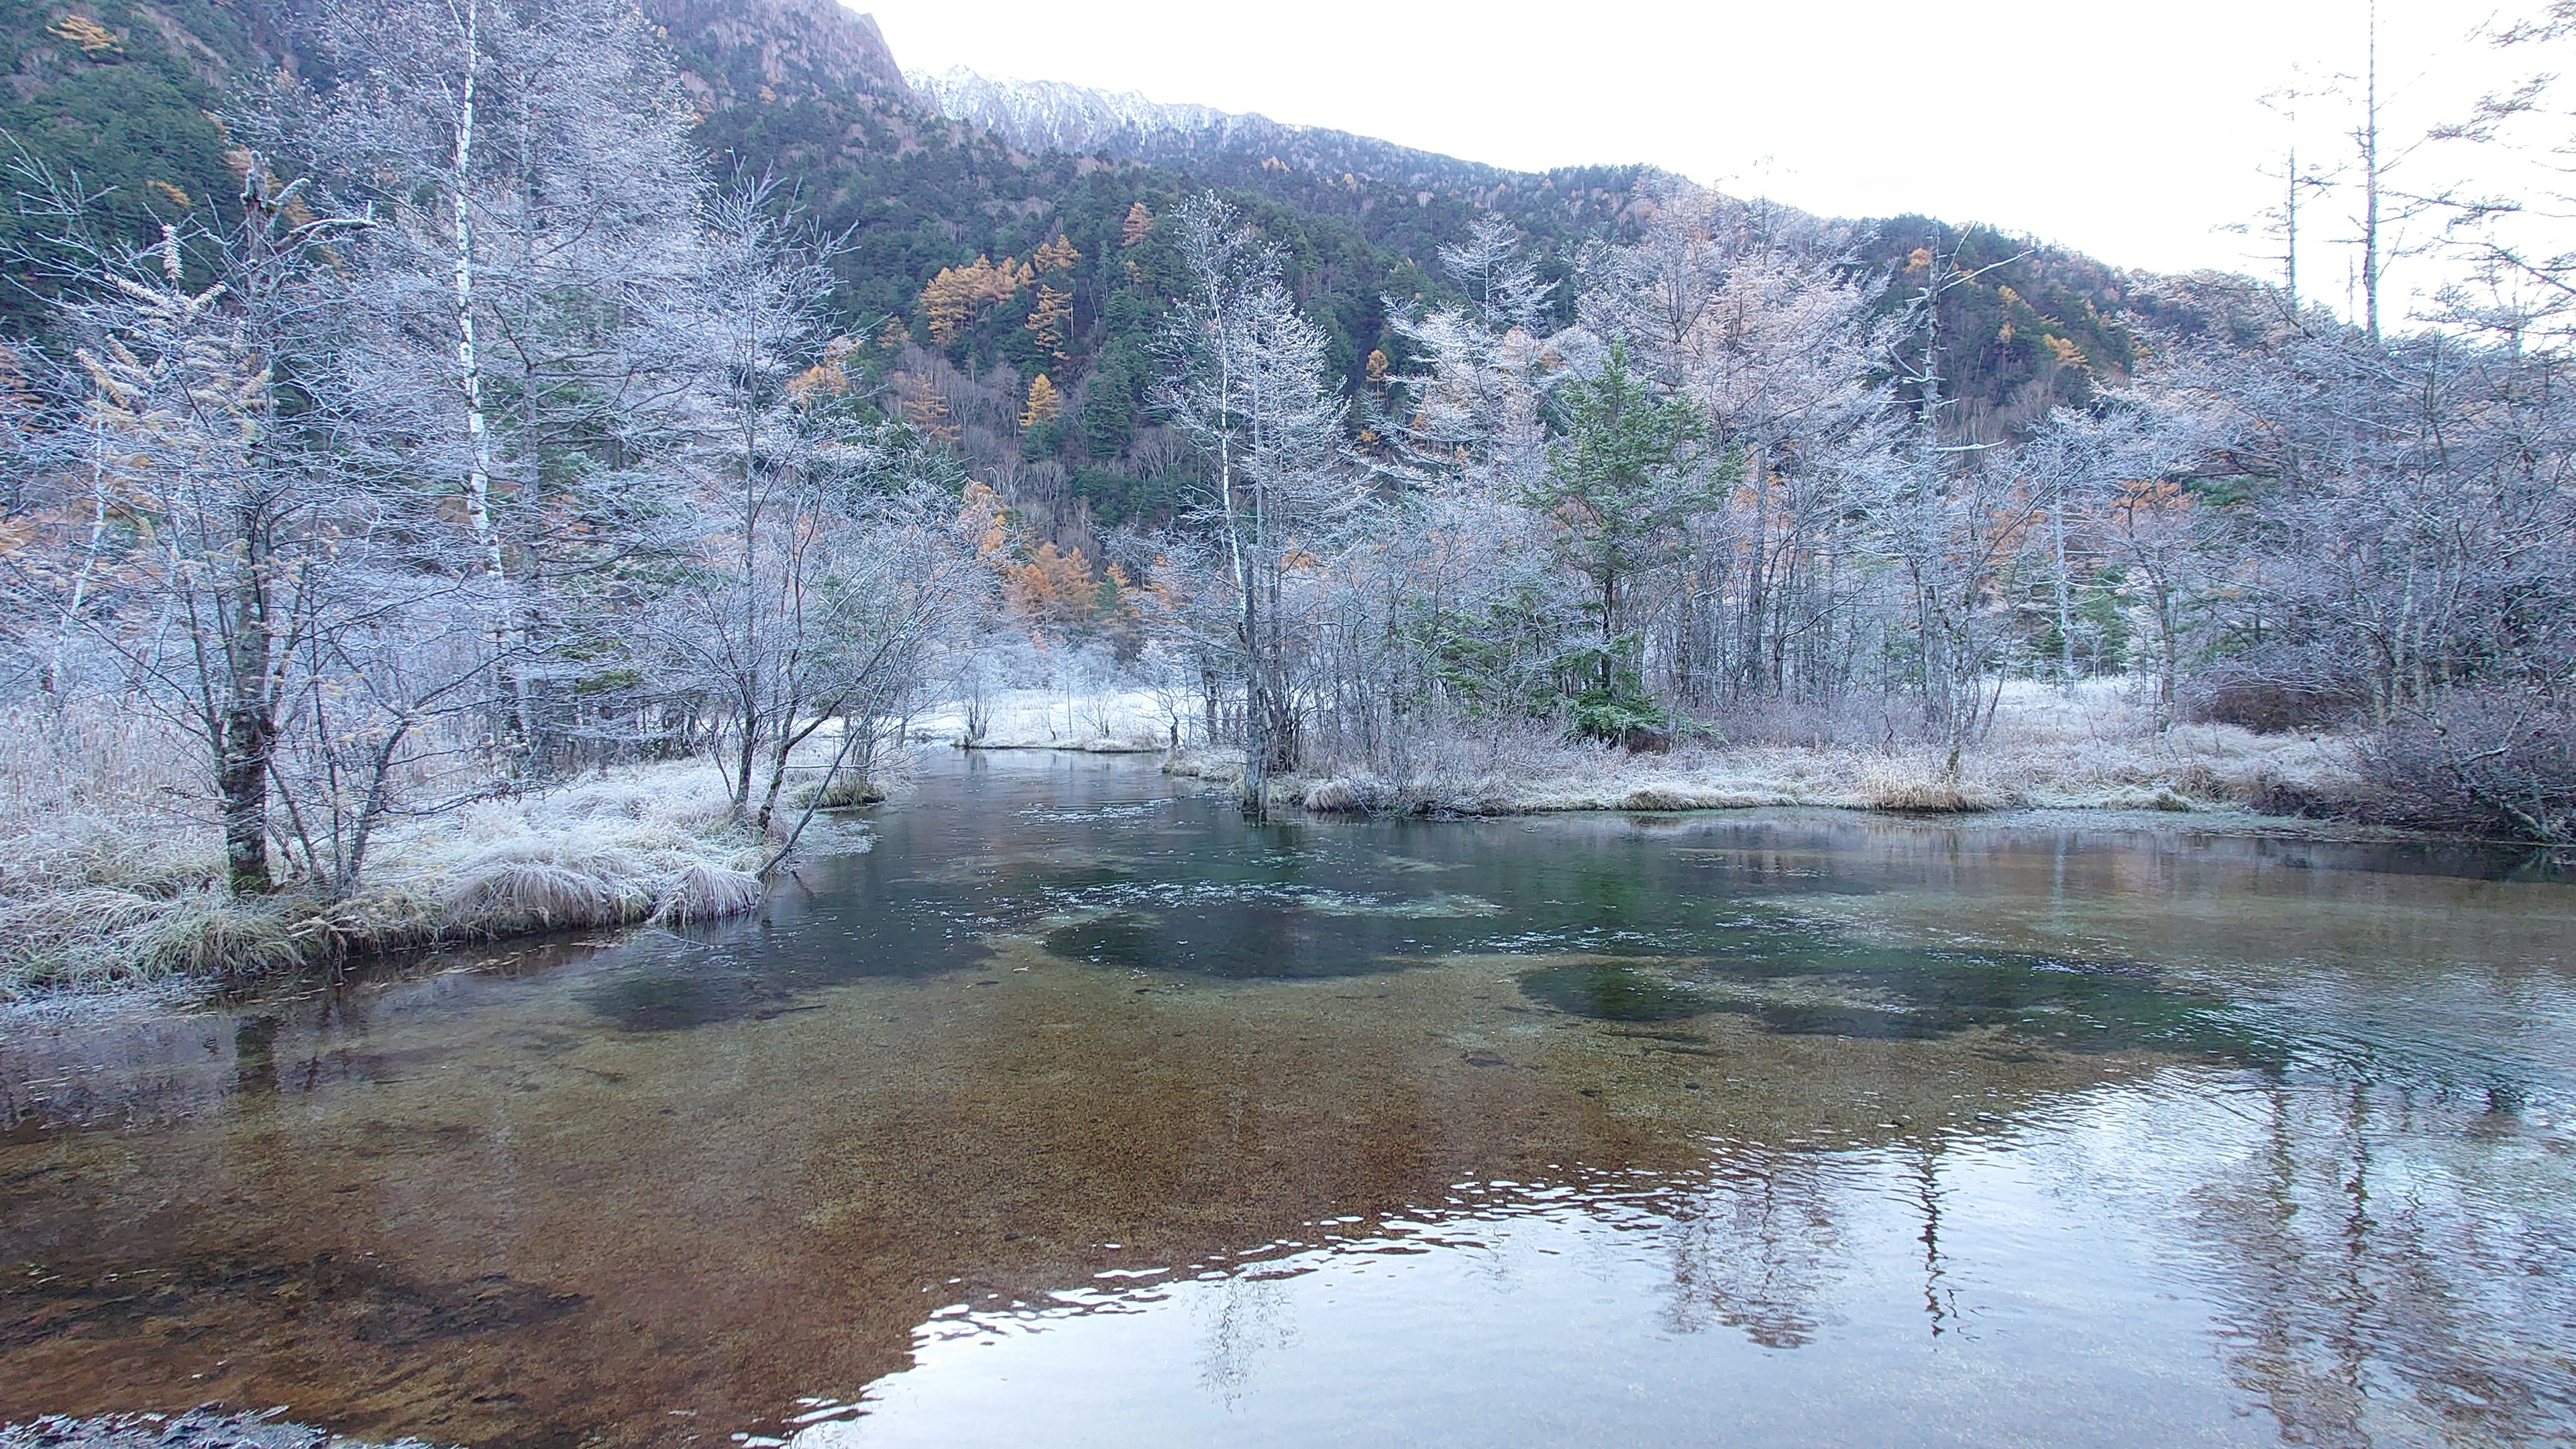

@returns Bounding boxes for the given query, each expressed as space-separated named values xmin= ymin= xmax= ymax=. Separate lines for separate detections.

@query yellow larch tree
xmin=918 ymin=264 xmax=979 ymax=346
xmin=894 ymin=370 xmax=959 ymax=443
xmin=917 ymin=255 xmax=1034 ymax=345
xmin=1021 ymin=372 xmax=1062 ymax=429
xmin=1024 ymin=284 xmax=1072 ymax=362
xmin=786 ymin=336 xmax=859 ymax=403
xmin=959 ymin=481 xmax=1010 ymax=561
xmin=1006 ymin=541 xmax=1099 ymax=626
xmin=47 ymin=15 xmax=120 ymax=54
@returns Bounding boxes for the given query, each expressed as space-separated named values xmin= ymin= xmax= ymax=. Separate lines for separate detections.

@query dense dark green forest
xmin=0 ymin=0 xmax=266 ymax=332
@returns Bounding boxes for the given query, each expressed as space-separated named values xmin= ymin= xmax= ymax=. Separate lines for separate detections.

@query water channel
xmin=3 ymin=751 xmax=2571 ymax=1446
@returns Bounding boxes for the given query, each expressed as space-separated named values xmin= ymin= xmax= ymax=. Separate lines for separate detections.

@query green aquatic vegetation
xmin=1042 ymin=913 xmax=1166 ymax=969
xmin=1040 ymin=907 xmax=1421 ymax=979
xmin=1733 ymin=945 xmax=2269 ymax=1059
xmin=1509 ymin=912 xmax=2267 ymax=1061
xmin=1518 ymin=962 xmax=1715 ymax=1022
xmin=580 ymin=963 xmax=816 ymax=1032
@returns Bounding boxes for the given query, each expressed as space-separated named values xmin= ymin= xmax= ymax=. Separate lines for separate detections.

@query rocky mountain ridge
xmin=906 ymin=62 xmax=1560 ymax=201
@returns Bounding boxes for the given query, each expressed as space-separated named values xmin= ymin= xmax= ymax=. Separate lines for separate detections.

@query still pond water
xmin=3 ymin=752 xmax=2573 ymax=1448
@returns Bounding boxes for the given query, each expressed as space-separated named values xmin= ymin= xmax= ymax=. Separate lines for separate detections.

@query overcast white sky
xmin=857 ymin=1 xmax=2554 ymax=323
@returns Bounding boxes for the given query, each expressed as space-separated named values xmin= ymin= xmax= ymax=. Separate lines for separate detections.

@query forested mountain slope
xmin=7 ymin=0 xmax=2141 ymax=515
xmin=0 ymin=0 xmax=268 ymax=329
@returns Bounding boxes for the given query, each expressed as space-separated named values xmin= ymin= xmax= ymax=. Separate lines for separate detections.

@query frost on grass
xmin=918 ymin=685 xmax=1172 ymax=753
xmin=1224 ymin=682 xmax=2365 ymax=820
xmin=953 ymin=683 xmax=2351 ymax=823
xmin=0 ymin=705 xmax=818 ymax=999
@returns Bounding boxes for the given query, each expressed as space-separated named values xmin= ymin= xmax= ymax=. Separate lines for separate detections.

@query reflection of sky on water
xmin=808 ymin=1067 xmax=2573 ymax=1449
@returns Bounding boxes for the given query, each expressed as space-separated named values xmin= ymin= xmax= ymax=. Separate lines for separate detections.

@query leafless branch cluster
xmin=0 ymin=0 xmax=994 ymax=912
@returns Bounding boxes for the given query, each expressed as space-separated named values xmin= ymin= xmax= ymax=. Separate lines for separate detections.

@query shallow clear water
xmin=3 ymin=752 xmax=2572 ymax=1448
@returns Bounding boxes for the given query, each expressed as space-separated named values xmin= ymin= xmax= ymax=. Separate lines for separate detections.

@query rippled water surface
xmin=5 ymin=752 xmax=2573 ymax=1447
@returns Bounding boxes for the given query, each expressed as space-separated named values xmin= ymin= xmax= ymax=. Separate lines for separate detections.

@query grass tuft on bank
xmin=0 ymin=704 xmax=824 ymax=1000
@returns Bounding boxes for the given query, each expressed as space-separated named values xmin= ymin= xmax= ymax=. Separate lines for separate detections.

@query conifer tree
xmin=1529 ymin=344 xmax=1715 ymax=697
xmin=1025 ymin=284 xmax=1072 ymax=362
xmin=1022 ymin=372 xmax=1062 ymax=428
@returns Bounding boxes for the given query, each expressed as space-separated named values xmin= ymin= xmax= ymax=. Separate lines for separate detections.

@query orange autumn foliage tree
xmin=918 ymin=255 xmax=1033 ymax=345
xmin=893 ymin=370 xmax=959 ymax=443
xmin=785 ymin=336 xmax=859 ymax=403
xmin=1032 ymin=235 xmax=1081 ymax=273
xmin=1120 ymin=201 xmax=1154 ymax=248
xmin=959 ymin=481 xmax=1011 ymax=563
xmin=1002 ymin=541 xmax=1143 ymax=644
xmin=1006 ymin=541 xmax=1098 ymax=625
xmin=1024 ymin=284 xmax=1071 ymax=362
xmin=47 ymin=15 xmax=120 ymax=54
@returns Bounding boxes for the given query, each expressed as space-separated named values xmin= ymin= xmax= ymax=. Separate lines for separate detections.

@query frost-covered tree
xmin=649 ymin=185 xmax=988 ymax=843
xmin=3 ymin=159 xmax=504 ymax=897
xmin=265 ymin=0 xmax=708 ymax=770
xmin=1157 ymin=193 xmax=1364 ymax=811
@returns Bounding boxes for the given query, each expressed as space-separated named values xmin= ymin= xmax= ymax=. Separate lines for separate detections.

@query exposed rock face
xmin=908 ymin=65 xmax=1254 ymax=158
xmin=645 ymin=0 xmax=916 ymax=109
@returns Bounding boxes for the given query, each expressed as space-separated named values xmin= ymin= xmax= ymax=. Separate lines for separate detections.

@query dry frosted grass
xmin=1263 ymin=681 xmax=2364 ymax=820
xmin=0 ymin=702 xmax=239 ymax=996
xmin=657 ymin=859 xmax=772 ymax=924
xmin=1 ymin=704 xmax=815 ymax=998
xmin=1970 ymin=680 xmax=2359 ymax=809
xmin=1850 ymin=759 xmax=2003 ymax=812
xmin=379 ymin=765 xmax=767 ymax=942
xmin=0 ymin=702 xmax=216 ymax=890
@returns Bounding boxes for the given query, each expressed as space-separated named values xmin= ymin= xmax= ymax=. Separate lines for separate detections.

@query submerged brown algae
xmin=2 ymin=753 xmax=2571 ymax=1448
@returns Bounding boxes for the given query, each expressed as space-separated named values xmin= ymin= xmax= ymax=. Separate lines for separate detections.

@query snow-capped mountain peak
xmin=906 ymin=66 xmax=1281 ymax=157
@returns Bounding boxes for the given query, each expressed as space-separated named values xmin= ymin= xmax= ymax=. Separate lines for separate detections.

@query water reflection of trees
xmin=1192 ymin=1272 xmax=1297 ymax=1403
xmin=1630 ymin=1130 xmax=1978 ymax=1351
xmin=1651 ymin=1150 xmax=1849 ymax=1348
xmin=2193 ymin=1077 xmax=2576 ymax=1448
